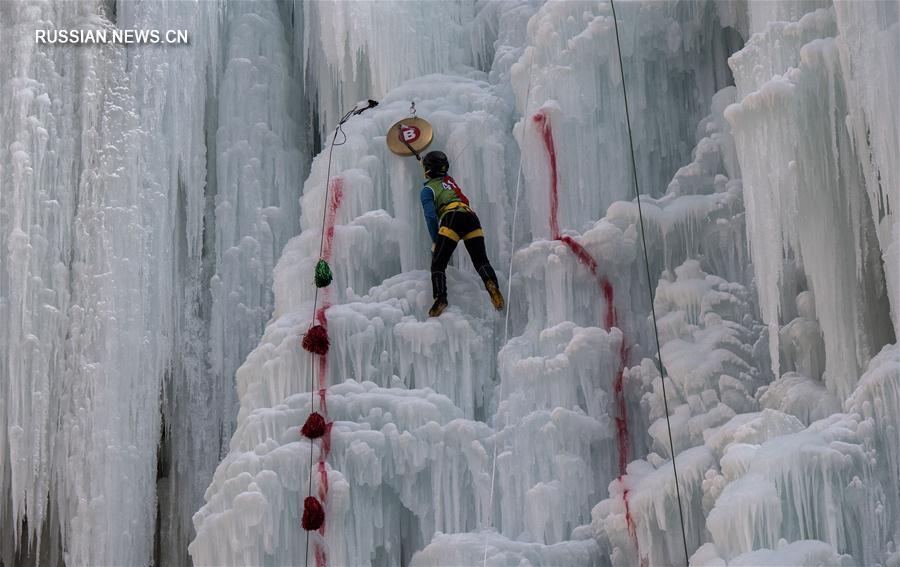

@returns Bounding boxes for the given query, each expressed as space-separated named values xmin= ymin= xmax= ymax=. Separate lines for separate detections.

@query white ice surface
xmin=2 ymin=1 xmax=899 ymax=566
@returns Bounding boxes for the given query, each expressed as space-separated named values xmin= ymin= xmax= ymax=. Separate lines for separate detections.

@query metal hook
xmin=409 ymin=101 xmax=416 ymax=117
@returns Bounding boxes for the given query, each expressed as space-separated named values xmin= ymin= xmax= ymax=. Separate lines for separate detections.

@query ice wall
xmin=207 ymin=0 xmax=305 ymax=481
xmin=591 ymin=258 xmax=768 ymax=566
xmin=747 ymin=0 xmax=833 ymax=35
xmin=596 ymin=313 xmax=891 ymax=566
xmin=165 ymin=2 xmax=307 ymax=564
xmin=610 ymin=0 xmax=744 ymax=195
xmin=197 ymin=0 xmax=900 ymax=565
xmin=4 ymin=0 xmax=898 ymax=565
xmin=274 ymin=75 xmax=517 ymax=316
xmin=727 ymin=6 xmax=895 ymax=398
xmin=192 ymin=0 xmax=765 ymax=565
xmin=294 ymin=0 xmax=494 ymax=143
xmin=834 ymin=0 xmax=900 ymax=332
xmin=192 ymin=71 xmax=520 ymax=565
xmin=189 ymin=381 xmax=493 ymax=566
xmin=513 ymin=0 xmax=745 ymax=241
xmin=589 ymin=2 xmax=900 ymax=566
xmin=0 ymin=1 xmax=220 ymax=564
xmin=0 ymin=0 xmax=306 ymax=564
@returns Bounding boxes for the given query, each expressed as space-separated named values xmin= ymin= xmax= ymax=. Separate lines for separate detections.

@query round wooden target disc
xmin=386 ymin=117 xmax=433 ymax=156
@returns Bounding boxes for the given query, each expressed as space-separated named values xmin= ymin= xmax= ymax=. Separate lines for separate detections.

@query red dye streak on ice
xmin=623 ymin=488 xmax=637 ymax=541
xmin=533 ymin=111 xmax=561 ymax=239
xmin=601 ymin=280 xmax=616 ymax=329
xmin=310 ymin=177 xmax=344 ymax=567
xmin=536 ymin=108 xmax=639 ymax=554
xmin=559 ymin=235 xmax=598 ymax=273
xmin=314 ymin=544 xmax=328 ymax=567
xmin=321 ymin=422 xmax=333 ymax=459
xmin=317 ymin=461 xmax=329 ymax=527
xmin=322 ymin=177 xmax=344 ymax=261
xmin=614 ymin=347 xmax=631 ymax=482
xmin=318 ymin=386 xmax=328 ymax=412
xmin=315 ymin=305 xmax=328 ymax=327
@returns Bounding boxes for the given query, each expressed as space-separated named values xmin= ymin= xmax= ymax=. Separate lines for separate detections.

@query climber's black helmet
xmin=422 ymin=151 xmax=449 ymax=178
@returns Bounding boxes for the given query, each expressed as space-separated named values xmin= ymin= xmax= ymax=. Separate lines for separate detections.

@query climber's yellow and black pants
xmin=431 ymin=209 xmax=499 ymax=300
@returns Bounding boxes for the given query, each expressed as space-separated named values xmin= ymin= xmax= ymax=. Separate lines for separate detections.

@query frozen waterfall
xmin=1 ymin=1 xmax=897 ymax=566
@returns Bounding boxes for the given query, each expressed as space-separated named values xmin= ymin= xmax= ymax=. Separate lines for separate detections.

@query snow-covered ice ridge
xmin=1 ymin=1 xmax=897 ymax=566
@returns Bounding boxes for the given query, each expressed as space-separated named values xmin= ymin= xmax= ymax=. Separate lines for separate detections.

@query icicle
xmin=301 ymin=412 xmax=328 ymax=439
xmin=302 ymin=325 xmax=330 ymax=355
xmin=302 ymin=497 xmax=326 ymax=531
xmin=314 ymin=259 xmax=333 ymax=288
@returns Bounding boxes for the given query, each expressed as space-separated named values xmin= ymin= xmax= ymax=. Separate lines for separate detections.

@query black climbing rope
xmin=303 ymin=99 xmax=378 ymax=565
xmin=609 ymin=0 xmax=691 ymax=564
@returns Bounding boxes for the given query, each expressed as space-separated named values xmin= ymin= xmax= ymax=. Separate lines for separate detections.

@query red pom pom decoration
xmin=302 ymin=496 xmax=325 ymax=531
xmin=301 ymin=412 xmax=328 ymax=439
xmin=302 ymin=325 xmax=330 ymax=355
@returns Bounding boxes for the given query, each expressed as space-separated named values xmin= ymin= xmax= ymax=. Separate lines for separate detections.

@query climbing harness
xmin=610 ymin=0 xmax=690 ymax=563
xmin=300 ymin=99 xmax=379 ymax=567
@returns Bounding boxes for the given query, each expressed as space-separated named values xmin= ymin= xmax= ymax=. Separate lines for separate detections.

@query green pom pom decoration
xmin=314 ymin=258 xmax=333 ymax=288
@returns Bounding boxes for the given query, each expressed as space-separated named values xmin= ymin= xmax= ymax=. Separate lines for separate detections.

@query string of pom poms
xmin=300 ymin=100 xmax=378 ymax=567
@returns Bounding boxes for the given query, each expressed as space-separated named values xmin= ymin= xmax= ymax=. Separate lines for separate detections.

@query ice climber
xmin=418 ymin=150 xmax=505 ymax=317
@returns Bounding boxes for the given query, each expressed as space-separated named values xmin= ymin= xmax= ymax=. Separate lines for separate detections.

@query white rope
xmin=482 ymin=47 xmax=536 ymax=566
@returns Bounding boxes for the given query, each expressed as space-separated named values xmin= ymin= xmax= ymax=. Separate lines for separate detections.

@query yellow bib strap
xmin=462 ymin=228 xmax=484 ymax=241
xmin=438 ymin=226 xmax=461 ymax=242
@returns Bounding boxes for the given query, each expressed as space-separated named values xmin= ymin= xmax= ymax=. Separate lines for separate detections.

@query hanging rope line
xmin=397 ymin=101 xmax=425 ymax=160
xmin=482 ymin=47 xmax=536 ymax=567
xmin=609 ymin=0 xmax=690 ymax=563
xmin=302 ymin=100 xmax=377 ymax=566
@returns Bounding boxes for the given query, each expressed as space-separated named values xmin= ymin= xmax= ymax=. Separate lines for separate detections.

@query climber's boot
xmin=429 ymin=271 xmax=449 ymax=317
xmin=428 ymin=297 xmax=449 ymax=317
xmin=485 ymin=280 xmax=505 ymax=311
xmin=476 ymin=265 xmax=504 ymax=311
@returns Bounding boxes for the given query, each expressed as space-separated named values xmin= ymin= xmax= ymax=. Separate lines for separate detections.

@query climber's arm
xmin=420 ymin=187 xmax=439 ymax=242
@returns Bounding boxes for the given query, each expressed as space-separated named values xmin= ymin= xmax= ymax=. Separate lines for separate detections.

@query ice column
xmin=208 ymin=0 xmax=305 ymax=468
xmin=834 ymin=0 xmax=900 ymax=331
xmin=727 ymin=30 xmax=894 ymax=399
